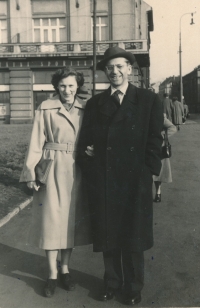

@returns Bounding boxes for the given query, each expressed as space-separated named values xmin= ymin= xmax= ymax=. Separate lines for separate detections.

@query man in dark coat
xmin=77 ymin=47 xmax=163 ymax=305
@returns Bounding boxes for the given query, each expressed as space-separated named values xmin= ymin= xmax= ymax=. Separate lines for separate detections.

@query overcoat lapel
xmin=98 ymin=87 xmax=119 ymax=117
xmin=97 ymin=83 xmax=139 ymax=123
xmin=59 ymin=96 xmax=86 ymax=132
xmin=41 ymin=95 xmax=77 ymax=132
xmin=112 ymin=83 xmax=138 ymax=124
xmin=58 ymin=103 xmax=76 ymax=132
xmin=74 ymin=96 xmax=86 ymax=110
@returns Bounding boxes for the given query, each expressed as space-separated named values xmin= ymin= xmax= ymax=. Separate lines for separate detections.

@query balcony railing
xmin=0 ymin=40 xmax=148 ymax=57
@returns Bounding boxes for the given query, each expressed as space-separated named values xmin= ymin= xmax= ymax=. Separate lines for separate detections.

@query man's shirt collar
xmin=110 ymin=82 xmax=129 ymax=96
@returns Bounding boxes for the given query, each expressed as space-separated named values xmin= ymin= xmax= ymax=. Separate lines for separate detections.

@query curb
xmin=0 ymin=197 xmax=33 ymax=228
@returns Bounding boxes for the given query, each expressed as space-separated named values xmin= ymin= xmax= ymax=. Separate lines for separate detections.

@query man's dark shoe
xmin=60 ymin=273 xmax=75 ymax=291
xmin=100 ymin=287 xmax=115 ymax=301
xmin=123 ymin=292 xmax=141 ymax=305
xmin=44 ymin=278 xmax=57 ymax=298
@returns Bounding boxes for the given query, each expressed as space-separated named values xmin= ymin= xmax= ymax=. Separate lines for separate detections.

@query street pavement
xmin=0 ymin=114 xmax=200 ymax=308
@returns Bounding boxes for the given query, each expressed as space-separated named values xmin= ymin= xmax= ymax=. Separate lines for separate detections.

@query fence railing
xmin=0 ymin=40 xmax=148 ymax=56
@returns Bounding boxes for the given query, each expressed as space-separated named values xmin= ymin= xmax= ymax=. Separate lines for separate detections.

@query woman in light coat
xmin=153 ymin=114 xmax=177 ymax=202
xmin=171 ymin=96 xmax=184 ymax=130
xmin=20 ymin=68 xmax=91 ymax=297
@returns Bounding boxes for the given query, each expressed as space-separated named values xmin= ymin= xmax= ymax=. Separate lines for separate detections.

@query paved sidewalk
xmin=0 ymin=115 xmax=200 ymax=307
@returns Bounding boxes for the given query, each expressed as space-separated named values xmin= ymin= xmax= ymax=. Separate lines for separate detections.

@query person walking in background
xmin=171 ymin=96 xmax=184 ymax=130
xmin=20 ymin=68 xmax=91 ymax=298
xmin=77 ymin=46 xmax=163 ymax=305
xmin=162 ymin=93 xmax=173 ymax=122
xmin=153 ymin=114 xmax=177 ymax=202
xmin=183 ymin=102 xmax=190 ymax=121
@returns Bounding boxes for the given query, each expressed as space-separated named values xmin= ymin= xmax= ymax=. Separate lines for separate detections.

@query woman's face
xmin=58 ymin=76 xmax=78 ymax=104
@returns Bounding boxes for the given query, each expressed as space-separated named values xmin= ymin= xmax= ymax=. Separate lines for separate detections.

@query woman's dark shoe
xmin=44 ymin=278 xmax=57 ymax=298
xmin=60 ymin=273 xmax=75 ymax=291
xmin=100 ymin=287 xmax=115 ymax=301
xmin=154 ymin=194 xmax=161 ymax=202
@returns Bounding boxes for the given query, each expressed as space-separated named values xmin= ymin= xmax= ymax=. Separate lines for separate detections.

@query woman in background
xmin=171 ymin=96 xmax=184 ymax=131
xmin=153 ymin=114 xmax=177 ymax=202
xmin=20 ymin=68 xmax=91 ymax=298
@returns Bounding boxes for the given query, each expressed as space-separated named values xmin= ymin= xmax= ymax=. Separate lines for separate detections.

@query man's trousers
xmin=103 ymin=248 xmax=144 ymax=295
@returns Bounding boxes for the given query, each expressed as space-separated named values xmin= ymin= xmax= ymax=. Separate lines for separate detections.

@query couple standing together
xmin=20 ymin=46 xmax=163 ymax=305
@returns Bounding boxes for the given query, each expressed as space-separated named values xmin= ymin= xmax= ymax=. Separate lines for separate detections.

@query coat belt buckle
xmin=67 ymin=142 xmax=74 ymax=153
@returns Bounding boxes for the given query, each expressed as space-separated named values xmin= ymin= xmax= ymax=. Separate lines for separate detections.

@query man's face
xmin=104 ymin=57 xmax=132 ymax=88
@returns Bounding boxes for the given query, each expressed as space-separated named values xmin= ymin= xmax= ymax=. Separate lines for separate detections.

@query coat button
xmin=107 ymin=147 xmax=112 ymax=150
xmin=130 ymin=147 xmax=134 ymax=151
xmin=132 ymin=125 xmax=135 ymax=129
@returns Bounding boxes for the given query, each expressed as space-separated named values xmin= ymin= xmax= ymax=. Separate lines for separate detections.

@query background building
xmin=183 ymin=66 xmax=200 ymax=113
xmin=159 ymin=76 xmax=179 ymax=101
xmin=159 ymin=68 xmax=200 ymax=113
xmin=0 ymin=0 xmax=154 ymax=124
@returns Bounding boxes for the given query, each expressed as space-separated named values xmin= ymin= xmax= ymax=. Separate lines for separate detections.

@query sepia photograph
xmin=0 ymin=0 xmax=200 ymax=307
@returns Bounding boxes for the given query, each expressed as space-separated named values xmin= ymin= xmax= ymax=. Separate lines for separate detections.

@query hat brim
xmin=77 ymin=93 xmax=88 ymax=99
xmin=96 ymin=52 xmax=135 ymax=71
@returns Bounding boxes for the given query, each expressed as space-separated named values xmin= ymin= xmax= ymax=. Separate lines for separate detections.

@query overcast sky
xmin=145 ymin=0 xmax=200 ymax=85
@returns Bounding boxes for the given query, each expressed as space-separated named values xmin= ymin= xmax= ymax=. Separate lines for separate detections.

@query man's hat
xmin=77 ymin=85 xmax=89 ymax=100
xmin=96 ymin=46 xmax=135 ymax=71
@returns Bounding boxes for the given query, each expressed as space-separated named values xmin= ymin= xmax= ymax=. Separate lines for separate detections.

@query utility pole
xmin=179 ymin=12 xmax=195 ymax=105
xmin=92 ymin=0 xmax=97 ymax=96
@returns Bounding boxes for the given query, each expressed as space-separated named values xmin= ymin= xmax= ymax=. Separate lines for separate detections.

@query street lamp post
xmin=179 ymin=12 xmax=195 ymax=105
xmin=92 ymin=0 xmax=97 ymax=96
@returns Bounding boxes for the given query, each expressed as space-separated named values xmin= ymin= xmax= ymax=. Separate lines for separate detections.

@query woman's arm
xmin=164 ymin=117 xmax=177 ymax=138
xmin=20 ymin=107 xmax=46 ymax=183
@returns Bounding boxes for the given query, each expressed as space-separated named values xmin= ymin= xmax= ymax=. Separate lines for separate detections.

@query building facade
xmin=159 ymin=69 xmax=200 ymax=113
xmin=0 ymin=0 xmax=154 ymax=124
xmin=183 ymin=66 xmax=200 ymax=113
xmin=159 ymin=76 xmax=179 ymax=101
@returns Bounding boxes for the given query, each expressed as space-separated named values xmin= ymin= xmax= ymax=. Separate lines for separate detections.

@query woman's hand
xmin=85 ymin=145 xmax=94 ymax=157
xmin=27 ymin=181 xmax=40 ymax=191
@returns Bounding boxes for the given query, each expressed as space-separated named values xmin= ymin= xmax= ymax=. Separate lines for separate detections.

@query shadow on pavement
xmin=0 ymin=176 xmax=33 ymax=197
xmin=0 ymin=243 xmax=103 ymax=301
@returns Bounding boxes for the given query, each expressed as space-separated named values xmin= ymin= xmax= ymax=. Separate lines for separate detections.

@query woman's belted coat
xmin=172 ymin=100 xmax=184 ymax=125
xmin=20 ymin=95 xmax=91 ymax=250
xmin=77 ymin=83 xmax=163 ymax=252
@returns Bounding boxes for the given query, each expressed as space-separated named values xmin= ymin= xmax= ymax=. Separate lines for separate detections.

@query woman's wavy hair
xmin=51 ymin=68 xmax=84 ymax=93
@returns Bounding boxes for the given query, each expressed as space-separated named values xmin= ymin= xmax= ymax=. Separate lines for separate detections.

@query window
xmin=91 ymin=16 xmax=108 ymax=41
xmin=33 ymin=71 xmax=56 ymax=84
xmin=33 ymin=18 xmax=66 ymax=42
xmin=34 ymin=92 xmax=54 ymax=110
xmin=0 ymin=92 xmax=9 ymax=105
xmin=0 ymin=19 xmax=7 ymax=43
xmin=0 ymin=72 xmax=9 ymax=84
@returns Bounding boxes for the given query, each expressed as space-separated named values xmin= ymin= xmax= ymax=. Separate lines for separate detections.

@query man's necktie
xmin=112 ymin=90 xmax=121 ymax=108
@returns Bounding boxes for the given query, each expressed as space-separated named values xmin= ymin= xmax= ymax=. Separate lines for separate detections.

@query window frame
xmin=0 ymin=18 xmax=7 ymax=43
xmin=32 ymin=17 xmax=66 ymax=43
xmin=91 ymin=15 xmax=108 ymax=41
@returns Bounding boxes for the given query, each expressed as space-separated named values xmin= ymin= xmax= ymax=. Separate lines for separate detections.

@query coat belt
xmin=43 ymin=142 xmax=75 ymax=153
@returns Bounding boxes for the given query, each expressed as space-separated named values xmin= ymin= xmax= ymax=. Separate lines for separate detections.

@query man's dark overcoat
xmin=77 ymin=83 xmax=163 ymax=252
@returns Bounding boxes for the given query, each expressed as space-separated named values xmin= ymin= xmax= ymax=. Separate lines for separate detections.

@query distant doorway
xmin=34 ymin=91 xmax=55 ymax=110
